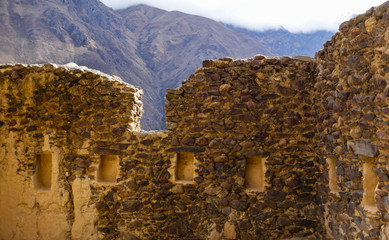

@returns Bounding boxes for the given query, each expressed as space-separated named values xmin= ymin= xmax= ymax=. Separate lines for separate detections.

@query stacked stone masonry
xmin=0 ymin=2 xmax=388 ymax=239
xmin=315 ymin=2 xmax=389 ymax=239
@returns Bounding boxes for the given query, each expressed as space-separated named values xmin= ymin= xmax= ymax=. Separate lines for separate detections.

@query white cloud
xmin=100 ymin=0 xmax=386 ymax=32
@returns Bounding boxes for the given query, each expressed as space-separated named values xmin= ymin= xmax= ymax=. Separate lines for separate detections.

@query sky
xmin=99 ymin=0 xmax=386 ymax=33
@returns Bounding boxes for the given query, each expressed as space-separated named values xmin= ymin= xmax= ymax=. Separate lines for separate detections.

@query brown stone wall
xmin=0 ymin=63 xmax=143 ymax=239
xmin=72 ymin=57 xmax=325 ymax=239
xmin=314 ymin=2 xmax=389 ymax=239
xmin=1 ymin=2 xmax=389 ymax=240
xmin=0 ymin=59 xmax=326 ymax=239
xmin=162 ymin=56 xmax=324 ymax=239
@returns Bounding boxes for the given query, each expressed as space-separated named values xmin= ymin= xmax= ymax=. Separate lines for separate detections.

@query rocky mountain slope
xmin=0 ymin=0 xmax=330 ymax=129
xmin=226 ymin=25 xmax=334 ymax=57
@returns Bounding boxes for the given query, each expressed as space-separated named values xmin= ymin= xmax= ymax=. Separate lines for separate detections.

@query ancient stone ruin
xmin=0 ymin=2 xmax=389 ymax=239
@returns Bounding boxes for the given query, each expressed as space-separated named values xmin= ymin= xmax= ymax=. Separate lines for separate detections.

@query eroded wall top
xmin=0 ymin=63 xmax=143 ymax=132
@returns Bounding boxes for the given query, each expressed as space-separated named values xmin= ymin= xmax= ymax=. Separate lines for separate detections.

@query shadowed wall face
xmin=98 ymin=155 xmax=119 ymax=183
xmin=175 ymin=152 xmax=194 ymax=181
xmin=245 ymin=156 xmax=266 ymax=191
xmin=35 ymin=153 xmax=52 ymax=190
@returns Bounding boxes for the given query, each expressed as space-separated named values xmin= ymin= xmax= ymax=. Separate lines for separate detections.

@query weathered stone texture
xmin=315 ymin=2 xmax=389 ymax=239
xmin=164 ymin=56 xmax=322 ymax=239
xmin=0 ymin=64 xmax=143 ymax=239
xmin=1 ymin=2 xmax=389 ymax=239
xmin=0 ymin=60 xmax=323 ymax=239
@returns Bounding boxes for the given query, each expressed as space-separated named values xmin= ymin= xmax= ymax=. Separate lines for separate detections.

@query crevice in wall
xmin=245 ymin=156 xmax=266 ymax=191
xmin=98 ymin=155 xmax=119 ymax=183
xmin=175 ymin=152 xmax=194 ymax=182
xmin=34 ymin=152 xmax=52 ymax=190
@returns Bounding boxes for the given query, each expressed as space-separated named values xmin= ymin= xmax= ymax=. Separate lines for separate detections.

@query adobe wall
xmin=315 ymin=2 xmax=389 ymax=239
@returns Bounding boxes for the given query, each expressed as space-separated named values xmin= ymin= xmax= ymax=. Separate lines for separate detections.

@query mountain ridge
xmin=225 ymin=24 xmax=334 ymax=57
xmin=0 ymin=0 xmax=332 ymax=129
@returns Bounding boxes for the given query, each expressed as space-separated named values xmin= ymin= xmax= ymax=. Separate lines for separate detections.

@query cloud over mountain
xmin=100 ymin=0 xmax=386 ymax=32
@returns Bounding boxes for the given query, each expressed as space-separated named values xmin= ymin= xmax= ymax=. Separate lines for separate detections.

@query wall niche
xmin=98 ymin=155 xmax=119 ymax=183
xmin=245 ymin=156 xmax=266 ymax=191
xmin=327 ymin=157 xmax=340 ymax=192
xmin=34 ymin=152 xmax=52 ymax=190
xmin=362 ymin=161 xmax=377 ymax=208
xmin=175 ymin=152 xmax=194 ymax=182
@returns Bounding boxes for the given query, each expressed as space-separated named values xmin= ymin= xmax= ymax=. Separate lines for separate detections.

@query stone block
xmin=365 ymin=16 xmax=377 ymax=34
xmin=352 ymin=140 xmax=378 ymax=157
xmin=229 ymin=200 xmax=249 ymax=211
xmin=265 ymin=190 xmax=287 ymax=202
xmin=166 ymin=220 xmax=188 ymax=236
xmin=223 ymin=222 xmax=236 ymax=239
xmin=122 ymin=201 xmax=142 ymax=212
xmin=166 ymin=146 xmax=205 ymax=152
xmin=170 ymin=185 xmax=184 ymax=194
xmin=383 ymin=196 xmax=389 ymax=212
xmin=277 ymin=214 xmax=293 ymax=226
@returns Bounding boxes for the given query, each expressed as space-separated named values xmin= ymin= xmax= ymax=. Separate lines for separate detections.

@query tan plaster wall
xmin=0 ymin=133 xmax=70 ymax=240
xmin=71 ymin=177 xmax=99 ymax=240
xmin=362 ymin=160 xmax=378 ymax=207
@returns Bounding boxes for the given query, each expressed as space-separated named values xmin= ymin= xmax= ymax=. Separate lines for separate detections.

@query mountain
xmin=0 ymin=0 xmax=331 ymax=129
xmin=116 ymin=5 xmax=274 ymax=129
xmin=0 ymin=0 xmax=154 ymax=126
xmin=0 ymin=0 xmax=274 ymax=130
xmin=225 ymin=25 xmax=335 ymax=57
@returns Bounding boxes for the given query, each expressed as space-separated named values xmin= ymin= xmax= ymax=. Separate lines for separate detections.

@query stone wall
xmin=0 ymin=63 xmax=143 ymax=239
xmin=66 ymin=57 xmax=322 ymax=240
xmin=163 ymin=56 xmax=323 ymax=239
xmin=0 ymin=60 xmax=326 ymax=240
xmin=65 ymin=55 xmax=324 ymax=239
xmin=314 ymin=2 xmax=389 ymax=239
xmin=1 ymin=1 xmax=389 ymax=240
